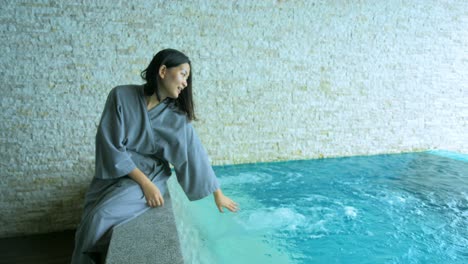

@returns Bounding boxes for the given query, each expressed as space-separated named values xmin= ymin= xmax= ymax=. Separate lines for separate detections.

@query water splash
xmin=344 ymin=206 xmax=358 ymax=219
xmin=237 ymin=207 xmax=306 ymax=231
xmin=220 ymin=172 xmax=272 ymax=185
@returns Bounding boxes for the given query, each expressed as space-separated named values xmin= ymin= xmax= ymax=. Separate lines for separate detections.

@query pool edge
xmin=425 ymin=149 xmax=468 ymax=162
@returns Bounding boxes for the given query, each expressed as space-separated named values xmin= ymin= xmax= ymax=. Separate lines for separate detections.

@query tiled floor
xmin=0 ymin=230 xmax=75 ymax=264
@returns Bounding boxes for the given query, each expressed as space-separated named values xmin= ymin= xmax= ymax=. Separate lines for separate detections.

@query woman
xmin=72 ymin=49 xmax=238 ymax=264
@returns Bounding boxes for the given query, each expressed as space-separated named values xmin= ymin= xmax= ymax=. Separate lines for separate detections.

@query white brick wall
xmin=0 ymin=0 xmax=467 ymax=237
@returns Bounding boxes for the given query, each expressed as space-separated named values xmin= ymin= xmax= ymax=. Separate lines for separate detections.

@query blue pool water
xmin=169 ymin=152 xmax=468 ymax=263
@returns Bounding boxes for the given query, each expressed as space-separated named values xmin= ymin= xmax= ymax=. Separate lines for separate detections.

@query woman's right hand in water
xmin=142 ymin=181 xmax=164 ymax=208
xmin=213 ymin=189 xmax=239 ymax=213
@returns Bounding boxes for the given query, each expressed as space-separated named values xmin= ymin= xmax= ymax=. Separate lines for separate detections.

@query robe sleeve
xmin=159 ymin=114 xmax=220 ymax=201
xmin=94 ymin=88 xmax=136 ymax=180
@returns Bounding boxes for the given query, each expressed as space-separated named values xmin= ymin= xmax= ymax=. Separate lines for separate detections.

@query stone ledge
xmin=105 ymin=189 xmax=183 ymax=264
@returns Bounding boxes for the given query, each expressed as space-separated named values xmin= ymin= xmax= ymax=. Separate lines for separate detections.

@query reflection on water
xmin=171 ymin=152 xmax=468 ymax=264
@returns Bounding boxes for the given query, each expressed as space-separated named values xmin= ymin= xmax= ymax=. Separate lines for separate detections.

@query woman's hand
xmin=142 ymin=181 xmax=164 ymax=208
xmin=213 ymin=189 xmax=238 ymax=213
xmin=128 ymin=168 xmax=164 ymax=208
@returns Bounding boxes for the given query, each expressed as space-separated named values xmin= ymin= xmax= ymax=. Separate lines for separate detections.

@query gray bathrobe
xmin=71 ymin=85 xmax=220 ymax=264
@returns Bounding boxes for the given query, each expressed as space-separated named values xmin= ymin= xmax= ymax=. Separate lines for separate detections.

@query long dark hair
xmin=141 ymin=49 xmax=196 ymax=121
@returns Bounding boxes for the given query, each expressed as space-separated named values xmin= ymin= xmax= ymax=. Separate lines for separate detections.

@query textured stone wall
xmin=0 ymin=0 xmax=466 ymax=237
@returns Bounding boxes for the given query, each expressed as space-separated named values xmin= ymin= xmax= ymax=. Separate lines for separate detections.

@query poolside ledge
xmin=105 ymin=190 xmax=184 ymax=264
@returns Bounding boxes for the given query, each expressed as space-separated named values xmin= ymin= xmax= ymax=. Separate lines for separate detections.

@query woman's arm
xmin=128 ymin=168 xmax=164 ymax=208
xmin=213 ymin=188 xmax=238 ymax=213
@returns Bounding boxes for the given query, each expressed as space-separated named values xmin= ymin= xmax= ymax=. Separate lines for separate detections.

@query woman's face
xmin=158 ymin=63 xmax=190 ymax=100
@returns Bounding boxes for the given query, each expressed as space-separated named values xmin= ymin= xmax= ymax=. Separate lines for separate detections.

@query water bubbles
xmin=285 ymin=172 xmax=303 ymax=183
xmin=198 ymin=153 xmax=468 ymax=262
xmin=397 ymin=196 xmax=406 ymax=203
xmin=344 ymin=206 xmax=358 ymax=219
xmin=414 ymin=208 xmax=424 ymax=216
xmin=220 ymin=172 xmax=272 ymax=185
xmin=239 ymin=207 xmax=306 ymax=231
xmin=303 ymin=194 xmax=329 ymax=202
xmin=309 ymin=234 xmax=325 ymax=239
xmin=304 ymin=219 xmax=329 ymax=235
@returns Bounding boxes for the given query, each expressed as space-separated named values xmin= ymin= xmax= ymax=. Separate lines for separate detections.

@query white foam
xmin=286 ymin=171 xmax=303 ymax=178
xmin=344 ymin=206 xmax=358 ymax=219
xmin=309 ymin=234 xmax=325 ymax=239
xmin=414 ymin=209 xmax=424 ymax=216
xmin=285 ymin=172 xmax=303 ymax=183
xmin=238 ymin=207 xmax=306 ymax=231
xmin=385 ymin=193 xmax=409 ymax=205
xmin=461 ymin=192 xmax=467 ymax=201
xmin=220 ymin=172 xmax=273 ymax=185
xmin=304 ymin=219 xmax=329 ymax=234
xmin=397 ymin=196 xmax=406 ymax=203
xmin=303 ymin=194 xmax=329 ymax=202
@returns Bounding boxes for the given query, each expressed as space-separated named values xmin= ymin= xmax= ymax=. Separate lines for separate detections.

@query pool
xmin=169 ymin=151 xmax=468 ymax=263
